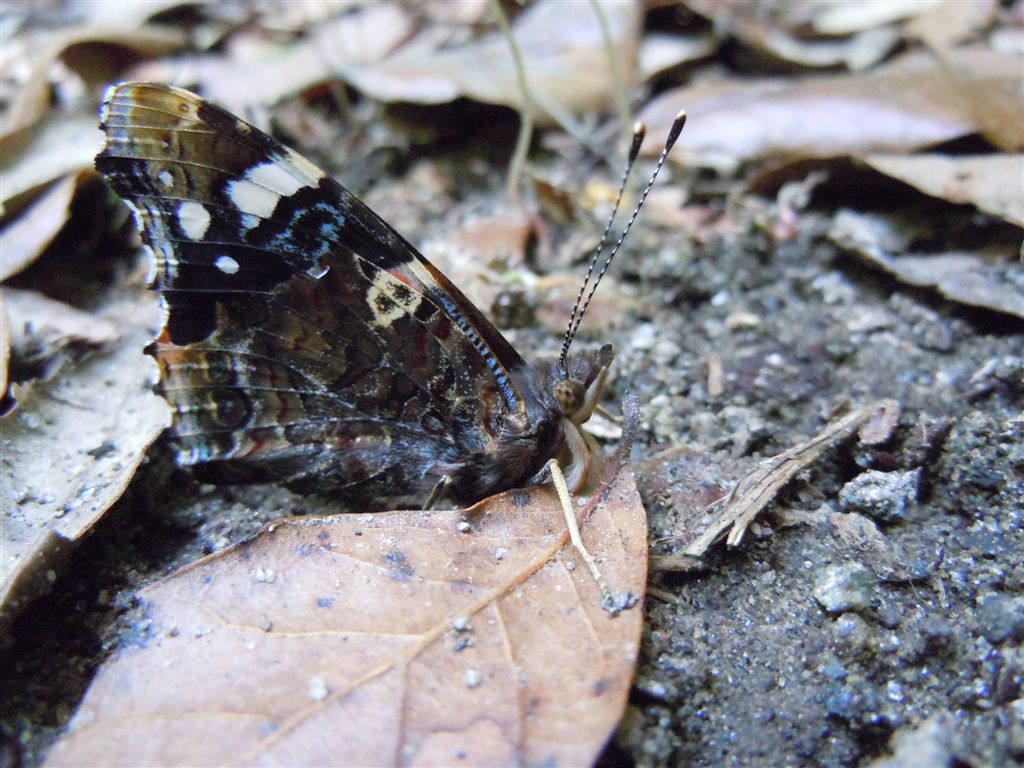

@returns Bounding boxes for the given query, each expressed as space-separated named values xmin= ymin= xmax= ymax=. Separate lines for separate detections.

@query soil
xmin=2 ymin=100 xmax=1022 ymax=768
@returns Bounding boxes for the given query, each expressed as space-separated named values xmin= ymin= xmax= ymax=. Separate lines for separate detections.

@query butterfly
xmin=97 ymin=82 xmax=609 ymax=508
xmin=96 ymin=82 xmax=683 ymax=509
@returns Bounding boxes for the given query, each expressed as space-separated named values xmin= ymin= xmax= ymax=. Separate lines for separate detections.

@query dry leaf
xmin=0 ymin=113 xmax=105 ymax=208
xmin=686 ymin=0 xmax=901 ymax=70
xmin=812 ymin=0 xmax=943 ymax=35
xmin=0 ymin=297 xmax=10 ymax=402
xmin=133 ymin=5 xmax=413 ymax=115
xmin=2 ymin=288 xmax=123 ymax=388
xmin=639 ymin=32 xmax=717 ymax=80
xmin=638 ymin=53 xmax=1015 ymax=171
xmin=905 ymin=0 xmax=999 ymax=52
xmin=78 ymin=0 xmax=196 ymax=27
xmin=830 ymin=210 xmax=1024 ymax=319
xmin=863 ymin=153 xmax=1024 ymax=228
xmin=2 ymin=25 xmax=185 ymax=139
xmin=0 ymin=302 xmax=169 ymax=634
xmin=0 ymin=172 xmax=92 ymax=281
xmin=45 ymin=468 xmax=647 ymax=767
xmin=875 ymin=253 xmax=1024 ymax=319
xmin=342 ymin=0 xmax=642 ymax=123
xmin=938 ymin=48 xmax=1024 ymax=151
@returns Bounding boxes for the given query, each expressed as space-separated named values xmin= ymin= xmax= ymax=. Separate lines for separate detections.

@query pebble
xmin=832 ymin=613 xmax=873 ymax=658
xmin=824 ymin=679 xmax=889 ymax=728
xmin=839 ymin=469 xmax=920 ymax=523
xmin=814 ymin=563 xmax=877 ymax=613
xmin=870 ymin=712 xmax=954 ymax=768
xmin=976 ymin=593 xmax=1024 ymax=643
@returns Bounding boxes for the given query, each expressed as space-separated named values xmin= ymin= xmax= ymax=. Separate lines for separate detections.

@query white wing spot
xmin=214 ymin=255 xmax=240 ymax=275
xmin=157 ymin=169 xmax=173 ymax=187
xmin=308 ymin=264 xmax=330 ymax=280
xmin=177 ymin=201 xmax=211 ymax=240
xmin=226 ymin=158 xmax=320 ymax=221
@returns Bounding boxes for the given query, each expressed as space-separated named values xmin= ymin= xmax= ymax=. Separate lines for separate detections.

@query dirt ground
xmin=2 ymin=4 xmax=1023 ymax=767
xmin=3 ymin=126 xmax=1022 ymax=766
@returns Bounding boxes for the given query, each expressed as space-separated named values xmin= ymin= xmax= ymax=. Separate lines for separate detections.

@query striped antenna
xmin=558 ymin=110 xmax=687 ymax=369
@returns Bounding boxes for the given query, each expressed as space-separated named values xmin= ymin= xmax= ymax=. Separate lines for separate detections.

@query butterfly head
xmin=554 ymin=343 xmax=614 ymax=426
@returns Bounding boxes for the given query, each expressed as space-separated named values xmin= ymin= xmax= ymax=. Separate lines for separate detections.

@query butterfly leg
xmin=423 ymin=476 xmax=451 ymax=510
xmin=595 ymin=404 xmax=623 ymax=424
xmin=546 ymin=458 xmax=619 ymax=612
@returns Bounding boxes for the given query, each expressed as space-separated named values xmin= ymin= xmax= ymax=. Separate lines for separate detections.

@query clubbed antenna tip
xmin=559 ymin=111 xmax=687 ymax=367
xmin=666 ymin=110 xmax=687 ymax=151
xmin=628 ymin=121 xmax=646 ymax=164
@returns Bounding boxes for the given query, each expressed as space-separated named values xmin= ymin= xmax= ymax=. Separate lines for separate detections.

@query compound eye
xmin=554 ymin=379 xmax=584 ymax=416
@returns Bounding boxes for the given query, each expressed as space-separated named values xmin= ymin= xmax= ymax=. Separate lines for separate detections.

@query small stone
xmin=832 ymin=613 xmax=873 ymax=658
xmin=839 ymin=469 xmax=920 ymax=523
xmin=976 ymin=593 xmax=1024 ymax=643
xmin=824 ymin=679 xmax=887 ymax=728
xmin=464 ymin=669 xmax=482 ymax=689
xmin=919 ymin=614 xmax=953 ymax=649
xmin=821 ymin=657 xmax=848 ymax=681
xmin=870 ymin=712 xmax=954 ymax=768
xmin=871 ymin=598 xmax=903 ymax=629
xmin=308 ymin=676 xmax=328 ymax=701
xmin=814 ymin=563 xmax=876 ymax=613
xmin=631 ymin=323 xmax=657 ymax=351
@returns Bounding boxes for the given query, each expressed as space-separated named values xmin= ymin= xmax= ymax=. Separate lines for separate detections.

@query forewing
xmin=96 ymin=82 xmax=526 ymax=500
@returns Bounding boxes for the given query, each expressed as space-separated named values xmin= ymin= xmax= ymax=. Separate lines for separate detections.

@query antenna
xmin=558 ymin=110 xmax=687 ymax=370
xmin=559 ymin=122 xmax=645 ymax=368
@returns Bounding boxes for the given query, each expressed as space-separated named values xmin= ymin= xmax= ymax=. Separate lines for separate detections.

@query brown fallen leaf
xmin=639 ymin=51 xmax=1018 ymax=170
xmin=342 ymin=0 xmax=642 ymax=124
xmin=0 ymin=172 xmax=93 ymax=281
xmin=0 ymin=297 xmax=10 ymax=405
xmin=0 ymin=300 xmax=168 ymax=634
xmin=639 ymin=32 xmax=717 ymax=81
xmin=2 ymin=288 xmax=122 ymax=388
xmin=44 ymin=468 xmax=647 ymax=767
xmin=939 ymin=48 xmax=1024 ymax=152
xmin=905 ymin=0 xmax=999 ymax=52
xmin=0 ymin=112 xmax=104 ymax=208
xmin=830 ymin=209 xmax=1024 ymax=319
xmin=2 ymin=24 xmax=185 ymax=139
xmin=132 ymin=4 xmax=413 ymax=116
xmin=861 ymin=154 xmax=1024 ymax=228
xmin=809 ymin=0 xmax=942 ymax=35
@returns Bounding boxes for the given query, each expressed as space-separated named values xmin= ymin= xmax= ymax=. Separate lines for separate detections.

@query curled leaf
xmin=861 ymin=154 xmax=1024 ymax=228
xmin=0 ymin=307 xmax=169 ymax=633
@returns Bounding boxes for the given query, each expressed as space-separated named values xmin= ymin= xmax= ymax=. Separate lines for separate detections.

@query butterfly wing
xmin=96 ymin=82 xmax=529 ymax=502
